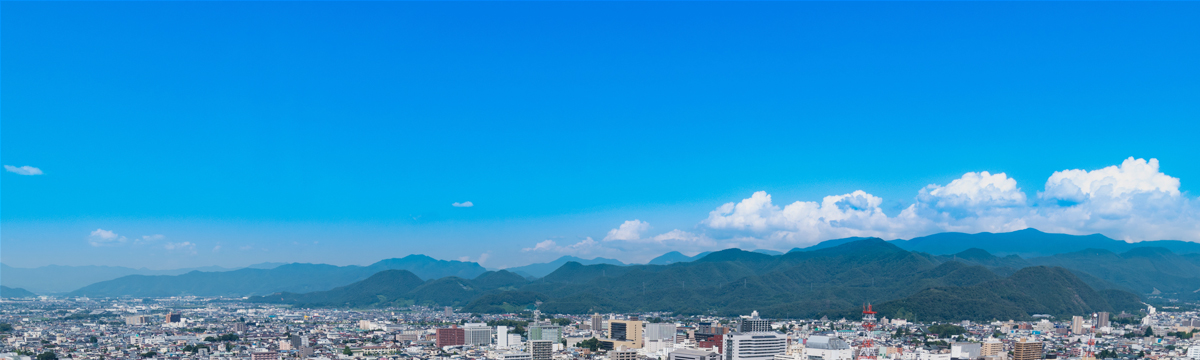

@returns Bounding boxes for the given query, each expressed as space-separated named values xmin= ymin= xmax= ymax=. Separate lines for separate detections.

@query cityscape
xmin=3 ymin=2 xmax=1200 ymax=360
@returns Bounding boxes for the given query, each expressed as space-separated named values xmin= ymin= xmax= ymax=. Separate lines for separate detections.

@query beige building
xmin=1013 ymin=339 xmax=1042 ymax=360
xmin=981 ymin=339 xmax=1003 ymax=357
xmin=607 ymin=320 xmax=644 ymax=349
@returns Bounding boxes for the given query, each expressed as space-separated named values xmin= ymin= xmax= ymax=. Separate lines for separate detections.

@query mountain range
xmin=8 ymin=229 xmax=1200 ymax=299
xmin=504 ymin=256 xmax=626 ymax=278
xmin=249 ymin=239 xmax=1152 ymax=321
xmin=68 ymin=255 xmax=486 ymax=297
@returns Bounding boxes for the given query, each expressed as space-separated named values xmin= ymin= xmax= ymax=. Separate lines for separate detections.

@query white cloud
xmin=137 ymin=234 xmax=165 ymax=244
xmin=164 ymin=242 xmax=197 ymax=254
xmin=603 ymin=220 xmax=651 ymax=241
xmin=695 ymin=157 xmax=1199 ymax=248
xmin=88 ymin=229 xmax=127 ymax=247
xmin=917 ymin=171 xmax=1026 ymax=216
xmin=212 ymin=245 xmax=222 ymax=253
xmin=522 ymin=237 xmax=600 ymax=255
xmin=452 ymin=201 xmax=474 ymax=208
xmin=4 ymin=165 xmax=43 ymax=175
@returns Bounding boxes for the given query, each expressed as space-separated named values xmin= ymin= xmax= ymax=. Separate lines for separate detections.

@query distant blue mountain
xmin=67 ymin=254 xmax=487 ymax=297
xmin=504 ymin=256 xmax=625 ymax=278
xmin=752 ymin=249 xmax=783 ymax=256
xmin=647 ymin=251 xmax=712 ymax=265
xmin=789 ymin=237 xmax=875 ymax=253
xmin=891 ymin=228 xmax=1200 ymax=257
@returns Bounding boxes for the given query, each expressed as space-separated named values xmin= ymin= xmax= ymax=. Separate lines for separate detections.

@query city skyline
xmin=4 ymin=2 xmax=1200 ymax=270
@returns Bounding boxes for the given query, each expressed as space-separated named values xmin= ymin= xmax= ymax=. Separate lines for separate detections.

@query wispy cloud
xmin=88 ymin=229 xmax=127 ymax=247
xmin=4 ymin=165 xmax=43 ymax=175
xmin=452 ymin=201 xmax=474 ymax=208
xmin=164 ymin=242 xmax=197 ymax=255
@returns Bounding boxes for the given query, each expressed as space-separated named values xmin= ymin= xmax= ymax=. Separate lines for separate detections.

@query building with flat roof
xmin=464 ymin=323 xmax=493 ymax=346
xmin=737 ymin=311 xmax=771 ymax=333
xmin=1013 ymin=339 xmax=1042 ymax=360
xmin=724 ymin=332 xmax=787 ymax=360
xmin=670 ymin=349 xmax=721 ymax=360
xmin=607 ymin=319 xmax=644 ymax=349
xmin=437 ymin=326 xmax=465 ymax=348
xmin=529 ymin=340 xmax=553 ymax=360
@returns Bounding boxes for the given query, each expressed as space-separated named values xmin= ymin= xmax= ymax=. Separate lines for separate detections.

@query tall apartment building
xmin=646 ymin=323 xmax=678 ymax=343
xmin=724 ymin=332 xmax=787 ymax=360
xmin=164 ymin=313 xmax=181 ymax=323
xmin=497 ymin=326 xmax=510 ymax=348
xmin=251 ymin=351 xmax=278 ymax=360
xmin=1013 ymin=339 xmax=1043 ymax=360
xmin=736 ymin=311 xmax=771 ymax=333
xmin=592 ymin=313 xmax=605 ymax=335
xmin=437 ymin=326 xmax=466 ymax=347
xmin=529 ymin=340 xmax=553 ymax=360
xmin=981 ymin=339 xmax=1003 ymax=357
xmin=1071 ymin=316 xmax=1084 ymax=334
xmin=1096 ymin=312 xmax=1110 ymax=328
xmin=464 ymin=323 xmax=493 ymax=346
xmin=608 ymin=319 xmax=644 ymax=349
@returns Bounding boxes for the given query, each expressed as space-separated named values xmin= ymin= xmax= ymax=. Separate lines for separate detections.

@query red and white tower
xmin=858 ymin=304 xmax=878 ymax=360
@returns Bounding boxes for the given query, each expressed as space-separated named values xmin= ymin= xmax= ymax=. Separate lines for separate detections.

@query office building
xmin=696 ymin=333 xmax=724 ymax=353
xmin=1071 ymin=316 xmax=1084 ymax=334
xmin=952 ymin=343 xmax=981 ymax=360
xmin=1013 ymin=340 xmax=1042 ymax=360
xmin=737 ymin=311 xmax=771 ymax=333
xmin=164 ymin=313 xmax=181 ymax=323
xmin=724 ymin=332 xmax=787 ymax=360
xmin=529 ymin=340 xmax=553 ymax=360
xmin=670 ymin=349 xmax=721 ymax=360
xmin=647 ymin=323 xmax=678 ymax=343
xmin=607 ymin=319 xmax=644 ymax=349
xmin=464 ymin=323 xmax=493 ymax=346
xmin=802 ymin=336 xmax=853 ymax=360
xmin=529 ymin=323 xmax=563 ymax=342
xmin=437 ymin=326 xmax=466 ymax=347
xmin=1096 ymin=312 xmax=1110 ymax=328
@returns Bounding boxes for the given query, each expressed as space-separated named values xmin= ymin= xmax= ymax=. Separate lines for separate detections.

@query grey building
xmin=671 ymin=349 xmax=721 ymax=360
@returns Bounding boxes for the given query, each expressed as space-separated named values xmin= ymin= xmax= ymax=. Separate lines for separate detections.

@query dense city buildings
xmin=0 ymin=297 xmax=1196 ymax=360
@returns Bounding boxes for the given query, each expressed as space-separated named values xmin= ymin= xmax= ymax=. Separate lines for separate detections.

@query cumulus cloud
xmin=4 ymin=165 xmax=43 ymax=175
xmin=696 ymin=157 xmax=1198 ymax=248
xmin=88 ymin=229 xmax=127 ymax=247
xmin=603 ymin=220 xmax=651 ymax=241
xmin=515 ymin=157 xmax=1198 ymax=263
xmin=452 ymin=201 xmax=474 ymax=208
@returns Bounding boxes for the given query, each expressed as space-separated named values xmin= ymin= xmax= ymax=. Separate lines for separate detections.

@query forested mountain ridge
xmin=250 ymin=239 xmax=1144 ymax=322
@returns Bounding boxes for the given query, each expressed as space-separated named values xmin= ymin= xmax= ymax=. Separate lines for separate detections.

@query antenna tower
xmin=858 ymin=304 xmax=878 ymax=360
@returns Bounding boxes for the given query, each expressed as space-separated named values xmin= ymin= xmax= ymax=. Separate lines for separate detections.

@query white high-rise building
xmin=646 ymin=323 xmax=677 ymax=343
xmin=464 ymin=323 xmax=493 ymax=346
xmin=497 ymin=326 xmax=510 ymax=348
xmin=723 ymin=332 xmax=786 ymax=360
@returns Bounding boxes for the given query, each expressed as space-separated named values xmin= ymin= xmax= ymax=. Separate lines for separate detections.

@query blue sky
xmin=3 ymin=2 xmax=1199 ymax=270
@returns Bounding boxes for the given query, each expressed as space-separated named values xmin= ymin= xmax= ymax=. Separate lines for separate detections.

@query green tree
xmin=0 ymin=323 xmax=13 ymax=332
xmin=37 ymin=352 xmax=57 ymax=360
xmin=1144 ymin=327 xmax=1154 ymax=337
xmin=577 ymin=338 xmax=601 ymax=351
xmin=343 ymin=346 xmax=353 ymax=356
